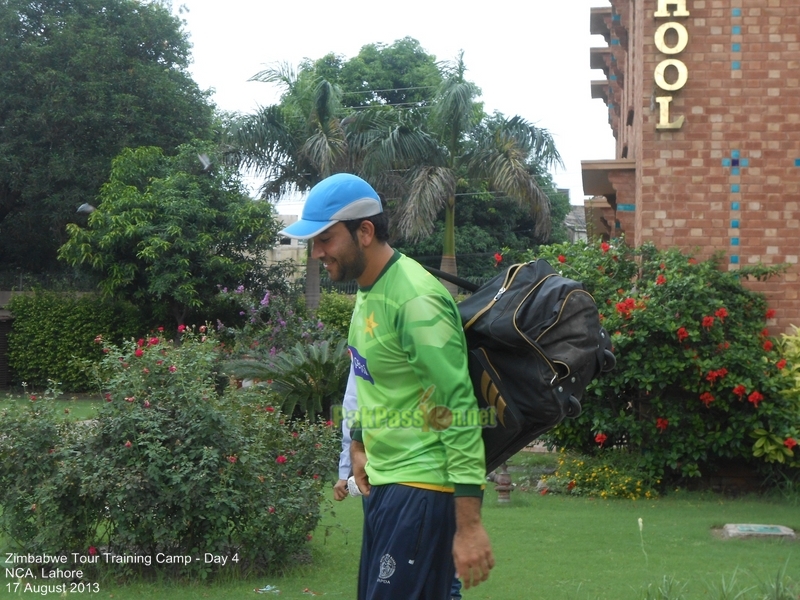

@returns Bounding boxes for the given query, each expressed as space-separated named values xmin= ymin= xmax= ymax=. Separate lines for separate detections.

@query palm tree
xmin=227 ymin=63 xmax=349 ymax=309
xmin=388 ymin=54 xmax=563 ymax=293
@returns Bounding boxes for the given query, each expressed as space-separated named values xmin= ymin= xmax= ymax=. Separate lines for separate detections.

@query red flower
xmin=702 ymin=316 xmax=715 ymax=329
xmin=313 ymin=474 xmax=319 ymax=479
xmin=594 ymin=433 xmax=608 ymax=446
xmin=148 ymin=336 xmax=159 ymax=346
xmin=700 ymin=392 xmax=715 ymax=407
xmin=494 ymin=252 xmax=503 ymax=267
xmin=784 ymin=438 xmax=797 ymax=450
xmin=178 ymin=324 xmax=186 ymax=333
xmin=747 ymin=391 xmax=764 ymax=408
xmin=557 ymin=254 xmax=566 ymax=263
xmin=733 ymin=385 xmax=746 ymax=398
xmin=102 ymin=348 xmax=110 ymax=354
xmin=94 ymin=335 xmax=103 ymax=344
xmin=276 ymin=455 xmax=287 ymax=464
xmin=137 ymin=338 xmax=145 ymax=347
xmin=134 ymin=348 xmax=143 ymax=358
xmin=124 ymin=440 xmax=132 ymax=448
xmin=776 ymin=359 xmax=787 ymax=370
xmin=268 ymin=506 xmax=276 ymax=513
xmin=306 ymin=534 xmax=313 ymax=541
xmin=566 ymin=480 xmax=576 ymax=491
xmin=88 ymin=546 xmax=97 ymax=556
xmin=169 ymin=365 xmax=177 ymax=373
xmin=656 ymin=274 xmax=667 ymax=285
xmin=715 ymin=307 xmax=728 ymax=320
xmin=156 ymin=360 xmax=163 ymax=365
xmin=227 ymin=455 xmax=237 ymax=464
xmin=761 ymin=328 xmax=770 ymax=337
xmin=325 ymin=420 xmax=334 ymax=427
xmin=616 ymin=297 xmax=636 ymax=319
xmin=104 ymin=393 xmax=112 ymax=402
xmin=656 ymin=418 xmax=669 ymax=432
xmin=600 ymin=242 xmax=610 ymax=253
xmin=30 ymin=395 xmax=36 ymax=401
xmin=539 ymin=487 xmax=548 ymax=495
xmin=706 ymin=368 xmax=728 ymax=384
xmin=763 ymin=340 xmax=773 ymax=351
xmin=265 ymin=406 xmax=275 ymax=413
xmin=676 ymin=327 xmax=689 ymax=342
xmin=292 ymin=432 xmax=298 ymax=438
xmin=766 ymin=309 xmax=776 ymax=319
xmin=158 ymin=326 xmax=164 ymax=332
xmin=688 ymin=257 xmax=698 ymax=264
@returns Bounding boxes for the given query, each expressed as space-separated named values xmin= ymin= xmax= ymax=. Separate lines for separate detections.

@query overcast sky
xmin=175 ymin=0 xmax=615 ymax=207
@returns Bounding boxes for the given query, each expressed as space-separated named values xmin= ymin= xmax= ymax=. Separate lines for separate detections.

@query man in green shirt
xmin=281 ymin=173 xmax=493 ymax=599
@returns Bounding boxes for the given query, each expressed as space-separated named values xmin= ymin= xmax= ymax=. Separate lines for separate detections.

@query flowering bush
xmin=531 ymin=241 xmax=798 ymax=482
xmin=0 ymin=329 xmax=339 ymax=578
xmin=315 ymin=290 xmax=356 ymax=340
xmin=540 ymin=451 xmax=659 ymax=500
xmin=215 ymin=285 xmax=329 ymax=360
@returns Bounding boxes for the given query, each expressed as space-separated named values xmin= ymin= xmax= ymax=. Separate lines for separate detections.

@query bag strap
xmin=422 ymin=265 xmax=480 ymax=293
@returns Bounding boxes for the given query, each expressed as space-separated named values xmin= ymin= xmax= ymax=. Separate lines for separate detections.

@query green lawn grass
xmin=4 ymin=481 xmax=796 ymax=599
xmin=0 ymin=391 xmax=100 ymax=421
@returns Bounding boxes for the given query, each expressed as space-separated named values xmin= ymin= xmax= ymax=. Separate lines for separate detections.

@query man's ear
xmin=357 ymin=219 xmax=376 ymax=247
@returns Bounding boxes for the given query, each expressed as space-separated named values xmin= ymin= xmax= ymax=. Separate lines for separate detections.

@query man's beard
xmin=332 ymin=243 xmax=367 ymax=282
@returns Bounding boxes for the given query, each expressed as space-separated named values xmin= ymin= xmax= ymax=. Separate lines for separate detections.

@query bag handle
xmin=422 ymin=265 xmax=480 ymax=293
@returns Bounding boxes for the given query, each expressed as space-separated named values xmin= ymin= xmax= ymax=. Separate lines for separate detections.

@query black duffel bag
xmin=429 ymin=260 xmax=616 ymax=473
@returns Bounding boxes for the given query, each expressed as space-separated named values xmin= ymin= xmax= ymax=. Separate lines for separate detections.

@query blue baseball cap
xmin=280 ymin=173 xmax=382 ymax=239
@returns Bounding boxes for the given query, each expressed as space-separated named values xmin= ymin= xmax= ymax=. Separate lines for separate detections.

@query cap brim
xmin=279 ymin=219 xmax=336 ymax=240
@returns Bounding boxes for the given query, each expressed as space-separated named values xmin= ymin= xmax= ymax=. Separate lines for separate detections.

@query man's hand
xmin=333 ymin=479 xmax=348 ymax=501
xmin=452 ymin=496 xmax=494 ymax=590
xmin=350 ymin=440 xmax=370 ymax=497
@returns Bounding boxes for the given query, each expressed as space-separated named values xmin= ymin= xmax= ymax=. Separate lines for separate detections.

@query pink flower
xmin=88 ymin=546 xmax=97 ymax=556
xmin=148 ymin=337 xmax=159 ymax=346
xmin=292 ymin=432 xmax=298 ymax=438
xmin=747 ymin=391 xmax=764 ymax=408
xmin=178 ymin=324 xmax=186 ymax=333
xmin=124 ymin=440 xmax=132 ymax=448
xmin=102 ymin=348 xmax=110 ymax=354
xmin=137 ymin=338 xmax=145 ymax=347
xmin=313 ymin=474 xmax=319 ymax=479
xmin=157 ymin=326 xmax=164 ymax=332
xmin=94 ymin=335 xmax=103 ymax=344
xmin=594 ymin=433 xmax=608 ymax=446
xmin=143 ymin=400 xmax=150 ymax=408
xmin=276 ymin=455 xmax=287 ymax=464
xmin=125 ymin=396 xmax=135 ymax=403
xmin=268 ymin=506 xmax=276 ymax=514
xmin=134 ymin=348 xmax=143 ymax=357
xmin=199 ymin=325 xmax=207 ymax=333
xmin=557 ymin=254 xmax=566 ymax=263
xmin=700 ymin=392 xmax=715 ymax=407
xmin=169 ymin=365 xmax=177 ymax=373
xmin=227 ymin=455 xmax=237 ymax=464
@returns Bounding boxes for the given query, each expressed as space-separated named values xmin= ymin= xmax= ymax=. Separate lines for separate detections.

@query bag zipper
xmin=463 ymin=263 xmax=525 ymax=331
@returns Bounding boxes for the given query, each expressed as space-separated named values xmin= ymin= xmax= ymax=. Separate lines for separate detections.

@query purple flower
xmin=216 ymin=319 xmax=224 ymax=331
xmin=278 ymin=319 xmax=286 ymax=327
xmin=317 ymin=321 xmax=324 ymax=330
xmin=239 ymin=311 xmax=245 ymax=316
xmin=222 ymin=287 xmax=228 ymax=293
xmin=235 ymin=285 xmax=244 ymax=294
xmin=260 ymin=291 xmax=271 ymax=306
xmin=269 ymin=346 xmax=277 ymax=356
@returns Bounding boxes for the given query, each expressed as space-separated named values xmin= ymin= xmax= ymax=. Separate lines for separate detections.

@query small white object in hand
xmin=347 ymin=475 xmax=363 ymax=497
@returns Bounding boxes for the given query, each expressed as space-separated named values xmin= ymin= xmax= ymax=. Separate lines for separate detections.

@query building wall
xmin=595 ymin=0 xmax=800 ymax=334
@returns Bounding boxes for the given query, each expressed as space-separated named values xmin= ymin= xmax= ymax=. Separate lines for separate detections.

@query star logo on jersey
xmin=364 ymin=312 xmax=379 ymax=337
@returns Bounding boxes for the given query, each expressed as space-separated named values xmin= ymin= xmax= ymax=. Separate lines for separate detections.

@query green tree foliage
xmin=396 ymin=169 xmax=571 ymax=279
xmin=0 ymin=0 xmax=213 ymax=273
xmin=303 ymin=37 xmax=442 ymax=107
xmin=536 ymin=241 xmax=798 ymax=482
xmin=58 ymin=143 xmax=281 ymax=326
xmin=7 ymin=290 xmax=143 ymax=391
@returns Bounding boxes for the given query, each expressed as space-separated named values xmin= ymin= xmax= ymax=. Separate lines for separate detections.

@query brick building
xmin=582 ymin=0 xmax=800 ymax=334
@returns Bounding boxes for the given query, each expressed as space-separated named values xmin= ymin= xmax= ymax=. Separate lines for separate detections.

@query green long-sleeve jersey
xmin=348 ymin=251 xmax=486 ymax=494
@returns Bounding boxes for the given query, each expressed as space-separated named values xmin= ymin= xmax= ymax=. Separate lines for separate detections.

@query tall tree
xmin=0 ymin=0 xmax=213 ymax=274
xmin=58 ymin=143 xmax=280 ymax=326
xmin=389 ymin=55 xmax=562 ymax=292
